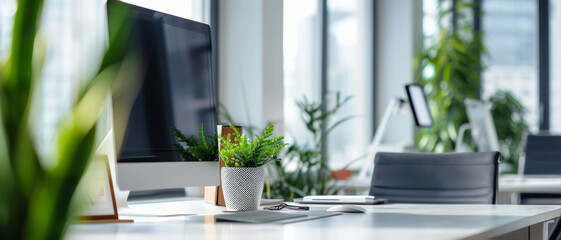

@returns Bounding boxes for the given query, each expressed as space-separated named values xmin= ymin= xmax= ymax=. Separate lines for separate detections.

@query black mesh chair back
xmin=369 ymin=152 xmax=502 ymax=204
xmin=521 ymin=135 xmax=561 ymax=204
xmin=523 ymin=135 xmax=561 ymax=174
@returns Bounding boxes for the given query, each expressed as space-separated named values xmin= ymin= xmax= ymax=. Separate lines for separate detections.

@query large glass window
xmin=283 ymin=0 xmax=321 ymax=146
xmin=424 ymin=0 xmax=559 ymax=133
xmin=34 ymin=0 xmax=108 ymax=158
xmin=0 ymin=0 xmax=15 ymax=60
xmin=283 ymin=0 xmax=373 ymax=169
xmin=422 ymin=0 xmax=440 ymax=46
xmin=325 ymin=0 xmax=373 ymax=169
xmin=551 ymin=0 xmax=561 ymax=132
xmin=482 ymin=0 xmax=539 ymax=132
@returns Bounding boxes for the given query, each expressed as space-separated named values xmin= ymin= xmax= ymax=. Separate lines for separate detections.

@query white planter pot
xmin=221 ymin=167 xmax=264 ymax=211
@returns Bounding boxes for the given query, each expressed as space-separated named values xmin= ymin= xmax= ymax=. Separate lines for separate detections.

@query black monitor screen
xmin=113 ymin=2 xmax=216 ymax=162
xmin=405 ymin=84 xmax=433 ymax=127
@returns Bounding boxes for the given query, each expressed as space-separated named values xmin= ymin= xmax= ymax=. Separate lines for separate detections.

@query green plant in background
xmin=489 ymin=91 xmax=528 ymax=173
xmin=414 ymin=0 xmax=483 ymax=153
xmin=219 ymin=124 xmax=288 ymax=168
xmin=173 ymin=124 xmax=218 ymax=161
xmin=267 ymin=94 xmax=355 ymax=201
xmin=414 ymin=0 xmax=528 ymax=172
xmin=0 ymin=1 xmax=133 ymax=239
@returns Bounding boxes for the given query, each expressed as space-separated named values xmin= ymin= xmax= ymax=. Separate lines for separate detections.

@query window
xmin=325 ymin=0 xmax=373 ymax=169
xmin=35 ymin=0 xmax=108 ymax=159
xmin=283 ymin=0 xmax=373 ymax=169
xmin=482 ymin=0 xmax=539 ymax=132
xmin=422 ymin=0 xmax=440 ymax=46
xmin=423 ymin=0 xmax=561 ymax=133
xmin=0 ymin=0 xmax=15 ymax=60
xmin=550 ymin=0 xmax=561 ymax=132
xmin=283 ymin=0 xmax=321 ymax=146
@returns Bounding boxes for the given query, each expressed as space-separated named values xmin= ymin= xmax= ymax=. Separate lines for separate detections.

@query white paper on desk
xmin=302 ymin=195 xmax=375 ymax=203
xmin=119 ymin=205 xmax=195 ymax=217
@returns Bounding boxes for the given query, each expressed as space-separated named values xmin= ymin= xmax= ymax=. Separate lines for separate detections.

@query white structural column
xmin=219 ymin=0 xmax=284 ymax=133
xmin=375 ymin=0 xmax=423 ymax=144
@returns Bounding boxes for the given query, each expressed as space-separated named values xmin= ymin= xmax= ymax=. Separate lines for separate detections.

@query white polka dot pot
xmin=221 ymin=167 xmax=264 ymax=211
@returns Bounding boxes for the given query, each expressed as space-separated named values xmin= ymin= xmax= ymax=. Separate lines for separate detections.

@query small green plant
xmin=219 ymin=124 xmax=288 ymax=167
xmin=172 ymin=124 xmax=218 ymax=161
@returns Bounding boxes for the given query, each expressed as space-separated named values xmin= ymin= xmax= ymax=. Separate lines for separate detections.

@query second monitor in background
xmin=405 ymin=84 xmax=433 ymax=127
xmin=455 ymin=99 xmax=500 ymax=152
xmin=463 ymin=99 xmax=500 ymax=152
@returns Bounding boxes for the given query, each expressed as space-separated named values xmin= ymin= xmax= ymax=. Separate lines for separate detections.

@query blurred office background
xmin=0 ymin=0 xmax=559 ymax=171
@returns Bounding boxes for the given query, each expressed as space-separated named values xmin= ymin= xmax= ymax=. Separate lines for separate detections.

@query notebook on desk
xmin=295 ymin=195 xmax=387 ymax=205
xmin=214 ymin=210 xmax=341 ymax=224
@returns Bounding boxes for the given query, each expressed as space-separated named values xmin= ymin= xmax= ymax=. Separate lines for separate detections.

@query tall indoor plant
xmin=414 ymin=0 xmax=483 ymax=153
xmin=266 ymin=94 xmax=356 ymax=201
xmin=219 ymin=124 xmax=287 ymax=210
xmin=414 ymin=0 xmax=528 ymax=172
xmin=0 ymin=1 xmax=134 ymax=239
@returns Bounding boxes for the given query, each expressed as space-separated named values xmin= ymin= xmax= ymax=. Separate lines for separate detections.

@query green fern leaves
xmin=173 ymin=124 xmax=218 ymax=161
xmin=219 ymin=124 xmax=288 ymax=168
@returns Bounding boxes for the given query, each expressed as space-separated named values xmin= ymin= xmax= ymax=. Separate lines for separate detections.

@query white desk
xmin=66 ymin=198 xmax=561 ymax=240
xmin=499 ymin=175 xmax=561 ymax=193
xmin=498 ymin=174 xmax=561 ymax=204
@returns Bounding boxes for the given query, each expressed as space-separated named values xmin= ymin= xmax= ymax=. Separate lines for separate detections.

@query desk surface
xmin=66 ymin=199 xmax=561 ymax=240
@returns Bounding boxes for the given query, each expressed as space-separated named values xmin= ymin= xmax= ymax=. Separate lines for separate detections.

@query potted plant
xmin=218 ymin=124 xmax=288 ymax=211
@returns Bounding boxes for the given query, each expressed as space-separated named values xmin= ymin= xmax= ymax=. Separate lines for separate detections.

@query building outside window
xmin=482 ymin=0 xmax=539 ymax=132
xmin=423 ymin=0 xmax=544 ymax=133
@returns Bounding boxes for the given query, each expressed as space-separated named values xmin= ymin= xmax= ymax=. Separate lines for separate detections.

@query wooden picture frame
xmin=78 ymin=155 xmax=132 ymax=223
xmin=204 ymin=125 xmax=243 ymax=206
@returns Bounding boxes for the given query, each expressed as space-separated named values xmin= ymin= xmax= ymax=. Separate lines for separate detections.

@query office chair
xmin=369 ymin=152 xmax=502 ymax=204
xmin=521 ymin=135 xmax=561 ymax=204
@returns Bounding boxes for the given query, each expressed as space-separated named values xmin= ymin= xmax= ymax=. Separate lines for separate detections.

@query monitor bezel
xmin=107 ymin=0 xmax=219 ymax=191
xmin=464 ymin=98 xmax=500 ymax=152
xmin=405 ymin=83 xmax=434 ymax=127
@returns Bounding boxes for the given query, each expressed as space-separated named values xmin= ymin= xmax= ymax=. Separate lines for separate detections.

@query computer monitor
xmin=405 ymin=84 xmax=433 ymax=127
xmin=464 ymin=99 xmax=500 ymax=152
xmin=107 ymin=1 xmax=219 ymax=191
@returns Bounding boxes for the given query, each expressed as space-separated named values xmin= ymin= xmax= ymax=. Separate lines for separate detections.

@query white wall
xmin=375 ymin=0 xmax=423 ymax=144
xmin=219 ymin=0 xmax=284 ymax=133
